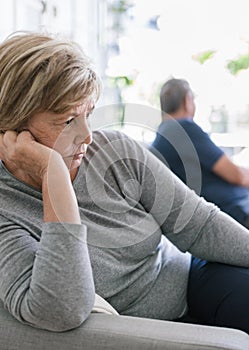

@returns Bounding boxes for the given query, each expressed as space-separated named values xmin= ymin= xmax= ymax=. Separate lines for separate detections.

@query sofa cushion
xmin=0 ymin=300 xmax=248 ymax=350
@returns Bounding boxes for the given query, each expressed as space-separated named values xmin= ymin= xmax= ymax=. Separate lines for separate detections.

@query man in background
xmin=150 ymin=78 xmax=249 ymax=228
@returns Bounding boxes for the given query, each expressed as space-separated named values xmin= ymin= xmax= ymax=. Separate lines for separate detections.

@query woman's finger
xmin=16 ymin=130 xmax=36 ymax=143
xmin=0 ymin=132 xmax=3 ymax=145
xmin=2 ymin=130 xmax=18 ymax=147
xmin=0 ymin=133 xmax=4 ymax=159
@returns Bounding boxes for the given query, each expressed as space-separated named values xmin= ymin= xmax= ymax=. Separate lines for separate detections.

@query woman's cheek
xmin=52 ymin=131 xmax=73 ymax=155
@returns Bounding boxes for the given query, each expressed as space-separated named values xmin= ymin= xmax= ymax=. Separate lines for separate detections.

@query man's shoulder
xmin=177 ymin=118 xmax=200 ymax=129
xmin=176 ymin=119 xmax=208 ymax=138
xmin=158 ymin=118 xmax=202 ymax=138
xmin=161 ymin=117 xmax=197 ymax=129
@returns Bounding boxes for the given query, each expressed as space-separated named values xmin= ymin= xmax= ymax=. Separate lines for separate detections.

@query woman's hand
xmin=0 ymin=130 xmax=81 ymax=223
xmin=0 ymin=130 xmax=62 ymax=188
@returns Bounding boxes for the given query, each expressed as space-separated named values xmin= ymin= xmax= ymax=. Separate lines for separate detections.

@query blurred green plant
xmin=109 ymin=0 xmax=134 ymax=14
xmin=108 ymin=0 xmax=134 ymax=32
xmin=226 ymin=52 xmax=249 ymax=75
xmin=110 ymin=75 xmax=134 ymax=88
xmin=192 ymin=50 xmax=216 ymax=64
xmin=108 ymin=75 xmax=134 ymax=125
xmin=193 ymin=47 xmax=249 ymax=75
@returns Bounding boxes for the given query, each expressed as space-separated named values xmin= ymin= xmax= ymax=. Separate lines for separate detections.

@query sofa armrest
xmin=0 ymin=302 xmax=248 ymax=350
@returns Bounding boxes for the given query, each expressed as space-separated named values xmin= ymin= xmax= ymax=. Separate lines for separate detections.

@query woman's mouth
xmin=72 ymin=152 xmax=85 ymax=160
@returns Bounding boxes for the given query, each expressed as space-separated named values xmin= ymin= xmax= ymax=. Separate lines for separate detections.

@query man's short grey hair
xmin=160 ymin=78 xmax=191 ymax=114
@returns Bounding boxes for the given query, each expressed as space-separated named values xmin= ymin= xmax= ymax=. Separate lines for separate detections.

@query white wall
xmin=0 ymin=0 xmax=107 ymax=77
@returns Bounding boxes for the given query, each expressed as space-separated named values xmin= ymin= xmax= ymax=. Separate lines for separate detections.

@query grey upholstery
xmin=0 ymin=301 xmax=248 ymax=350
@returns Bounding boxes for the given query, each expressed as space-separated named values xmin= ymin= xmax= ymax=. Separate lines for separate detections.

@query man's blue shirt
xmin=150 ymin=118 xmax=249 ymax=224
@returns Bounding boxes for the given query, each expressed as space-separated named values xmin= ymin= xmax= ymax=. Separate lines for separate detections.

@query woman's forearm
xmin=42 ymin=153 xmax=81 ymax=224
xmin=189 ymin=209 xmax=249 ymax=266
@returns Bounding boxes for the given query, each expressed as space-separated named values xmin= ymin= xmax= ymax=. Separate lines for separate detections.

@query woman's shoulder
xmin=92 ymin=129 xmax=130 ymax=143
xmin=89 ymin=129 xmax=146 ymax=161
xmin=91 ymin=129 xmax=139 ymax=151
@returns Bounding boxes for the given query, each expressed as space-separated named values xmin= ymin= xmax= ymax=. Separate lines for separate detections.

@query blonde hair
xmin=0 ymin=32 xmax=101 ymax=131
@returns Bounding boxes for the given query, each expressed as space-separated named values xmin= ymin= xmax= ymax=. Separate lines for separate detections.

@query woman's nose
xmin=75 ymin=117 xmax=92 ymax=145
xmin=83 ymin=133 xmax=92 ymax=145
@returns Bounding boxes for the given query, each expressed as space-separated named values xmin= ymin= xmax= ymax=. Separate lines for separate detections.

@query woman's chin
xmin=65 ymin=153 xmax=83 ymax=167
xmin=69 ymin=158 xmax=82 ymax=170
xmin=68 ymin=161 xmax=82 ymax=181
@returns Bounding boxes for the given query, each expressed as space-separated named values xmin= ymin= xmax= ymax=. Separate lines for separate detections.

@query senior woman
xmin=1 ymin=32 xmax=249 ymax=334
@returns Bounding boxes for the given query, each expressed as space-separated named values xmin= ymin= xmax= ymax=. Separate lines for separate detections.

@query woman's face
xmin=27 ymin=102 xmax=94 ymax=172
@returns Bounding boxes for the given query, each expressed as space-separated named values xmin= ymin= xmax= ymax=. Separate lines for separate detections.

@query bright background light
xmin=104 ymin=0 xmax=249 ymax=135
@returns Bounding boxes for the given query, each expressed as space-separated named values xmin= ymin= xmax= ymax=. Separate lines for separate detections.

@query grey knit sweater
xmin=1 ymin=130 xmax=249 ymax=331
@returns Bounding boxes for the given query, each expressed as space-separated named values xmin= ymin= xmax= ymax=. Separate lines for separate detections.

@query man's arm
xmin=180 ymin=122 xmax=249 ymax=188
xmin=212 ymin=153 xmax=249 ymax=187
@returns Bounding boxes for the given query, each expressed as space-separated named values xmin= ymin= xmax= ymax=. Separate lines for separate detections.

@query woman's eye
xmin=65 ymin=118 xmax=74 ymax=125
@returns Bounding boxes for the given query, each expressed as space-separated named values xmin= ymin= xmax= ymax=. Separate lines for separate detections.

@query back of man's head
xmin=160 ymin=78 xmax=191 ymax=115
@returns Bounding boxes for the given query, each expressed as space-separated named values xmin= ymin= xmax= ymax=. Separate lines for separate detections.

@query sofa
xmin=0 ymin=298 xmax=248 ymax=350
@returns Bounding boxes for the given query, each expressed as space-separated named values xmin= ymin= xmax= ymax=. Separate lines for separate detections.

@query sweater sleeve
xmin=0 ymin=219 xmax=95 ymax=331
xmin=122 ymin=133 xmax=249 ymax=268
